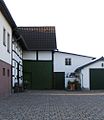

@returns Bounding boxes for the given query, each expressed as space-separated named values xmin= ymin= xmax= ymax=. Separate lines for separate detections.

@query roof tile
xmin=18 ymin=27 xmax=57 ymax=50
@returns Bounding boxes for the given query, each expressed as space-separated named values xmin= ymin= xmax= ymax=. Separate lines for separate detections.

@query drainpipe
xmin=80 ymin=72 xmax=83 ymax=89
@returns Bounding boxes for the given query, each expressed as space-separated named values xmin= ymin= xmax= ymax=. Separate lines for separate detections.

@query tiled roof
xmin=18 ymin=27 xmax=57 ymax=50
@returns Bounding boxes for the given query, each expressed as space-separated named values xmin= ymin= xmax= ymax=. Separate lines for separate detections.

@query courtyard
xmin=0 ymin=90 xmax=104 ymax=120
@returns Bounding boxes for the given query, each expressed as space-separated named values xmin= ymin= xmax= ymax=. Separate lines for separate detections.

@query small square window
xmin=65 ymin=58 xmax=71 ymax=65
xmin=3 ymin=68 xmax=5 ymax=76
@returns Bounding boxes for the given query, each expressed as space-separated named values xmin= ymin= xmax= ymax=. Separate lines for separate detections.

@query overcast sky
xmin=4 ymin=0 xmax=104 ymax=58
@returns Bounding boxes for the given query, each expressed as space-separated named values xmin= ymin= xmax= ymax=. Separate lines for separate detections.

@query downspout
xmin=80 ymin=71 xmax=83 ymax=89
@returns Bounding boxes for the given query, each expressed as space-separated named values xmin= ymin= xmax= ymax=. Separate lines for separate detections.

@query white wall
xmin=81 ymin=60 xmax=104 ymax=89
xmin=38 ymin=51 xmax=52 ymax=60
xmin=0 ymin=11 xmax=12 ymax=64
xmin=23 ymin=51 xmax=52 ymax=60
xmin=23 ymin=51 xmax=36 ymax=60
xmin=54 ymin=52 xmax=94 ymax=88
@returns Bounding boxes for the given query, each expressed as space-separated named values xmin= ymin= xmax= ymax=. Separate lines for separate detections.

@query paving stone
xmin=0 ymin=91 xmax=104 ymax=119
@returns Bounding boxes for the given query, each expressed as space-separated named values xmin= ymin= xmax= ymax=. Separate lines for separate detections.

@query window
xmin=65 ymin=58 xmax=71 ymax=65
xmin=7 ymin=33 xmax=10 ymax=53
xmin=3 ymin=28 xmax=6 ymax=46
xmin=3 ymin=68 xmax=5 ymax=76
xmin=7 ymin=69 xmax=10 ymax=77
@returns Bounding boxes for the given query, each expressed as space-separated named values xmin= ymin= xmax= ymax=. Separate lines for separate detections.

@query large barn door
xmin=90 ymin=69 xmax=104 ymax=90
xmin=23 ymin=61 xmax=53 ymax=90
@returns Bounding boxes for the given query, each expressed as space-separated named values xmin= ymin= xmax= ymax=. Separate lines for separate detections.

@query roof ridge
xmin=18 ymin=26 xmax=55 ymax=28
xmin=56 ymin=51 xmax=96 ymax=59
xmin=18 ymin=26 xmax=56 ymax=33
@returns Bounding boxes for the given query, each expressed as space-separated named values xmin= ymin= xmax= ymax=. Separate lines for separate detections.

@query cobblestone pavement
xmin=1 ymin=90 xmax=104 ymax=120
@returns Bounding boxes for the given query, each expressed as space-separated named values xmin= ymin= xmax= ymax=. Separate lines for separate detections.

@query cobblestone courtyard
xmin=1 ymin=91 xmax=104 ymax=120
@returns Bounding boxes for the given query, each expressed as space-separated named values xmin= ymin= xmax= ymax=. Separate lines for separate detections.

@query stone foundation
xmin=0 ymin=60 xmax=11 ymax=97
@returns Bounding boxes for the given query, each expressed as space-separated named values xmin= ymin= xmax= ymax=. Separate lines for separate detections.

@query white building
xmin=75 ymin=57 xmax=104 ymax=90
xmin=0 ymin=0 xmax=26 ymax=95
xmin=54 ymin=51 xmax=95 ymax=88
xmin=0 ymin=0 xmax=16 ymax=96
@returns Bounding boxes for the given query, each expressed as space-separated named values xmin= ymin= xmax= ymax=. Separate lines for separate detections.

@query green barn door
xmin=24 ymin=72 xmax=32 ymax=89
xmin=23 ymin=61 xmax=53 ymax=90
xmin=54 ymin=72 xmax=65 ymax=89
xmin=90 ymin=69 xmax=104 ymax=90
xmin=32 ymin=61 xmax=52 ymax=89
xmin=23 ymin=61 xmax=33 ymax=89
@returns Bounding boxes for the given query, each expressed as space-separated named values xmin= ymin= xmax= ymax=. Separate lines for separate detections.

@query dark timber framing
xmin=36 ymin=51 xmax=38 ymax=61
xmin=12 ymin=50 xmax=22 ymax=60
xmin=52 ymin=51 xmax=54 ymax=89
xmin=12 ymin=58 xmax=23 ymax=87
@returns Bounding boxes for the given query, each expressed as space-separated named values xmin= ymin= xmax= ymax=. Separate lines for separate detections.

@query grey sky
xmin=4 ymin=0 xmax=104 ymax=58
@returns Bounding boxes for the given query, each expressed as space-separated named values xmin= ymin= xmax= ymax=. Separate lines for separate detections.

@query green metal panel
xmin=23 ymin=72 xmax=32 ymax=89
xmin=90 ymin=69 xmax=104 ymax=90
xmin=54 ymin=72 xmax=65 ymax=89
xmin=23 ymin=61 xmax=33 ymax=73
xmin=23 ymin=60 xmax=52 ymax=90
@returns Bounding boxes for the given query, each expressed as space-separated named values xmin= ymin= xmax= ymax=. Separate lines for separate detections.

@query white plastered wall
xmin=81 ymin=60 xmax=104 ymax=89
xmin=38 ymin=51 xmax=52 ymax=60
xmin=54 ymin=52 xmax=94 ymax=88
xmin=23 ymin=51 xmax=52 ymax=60
xmin=23 ymin=51 xmax=36 ymax=60
xmin=0 ymin=11 xmax=12 ymax=64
